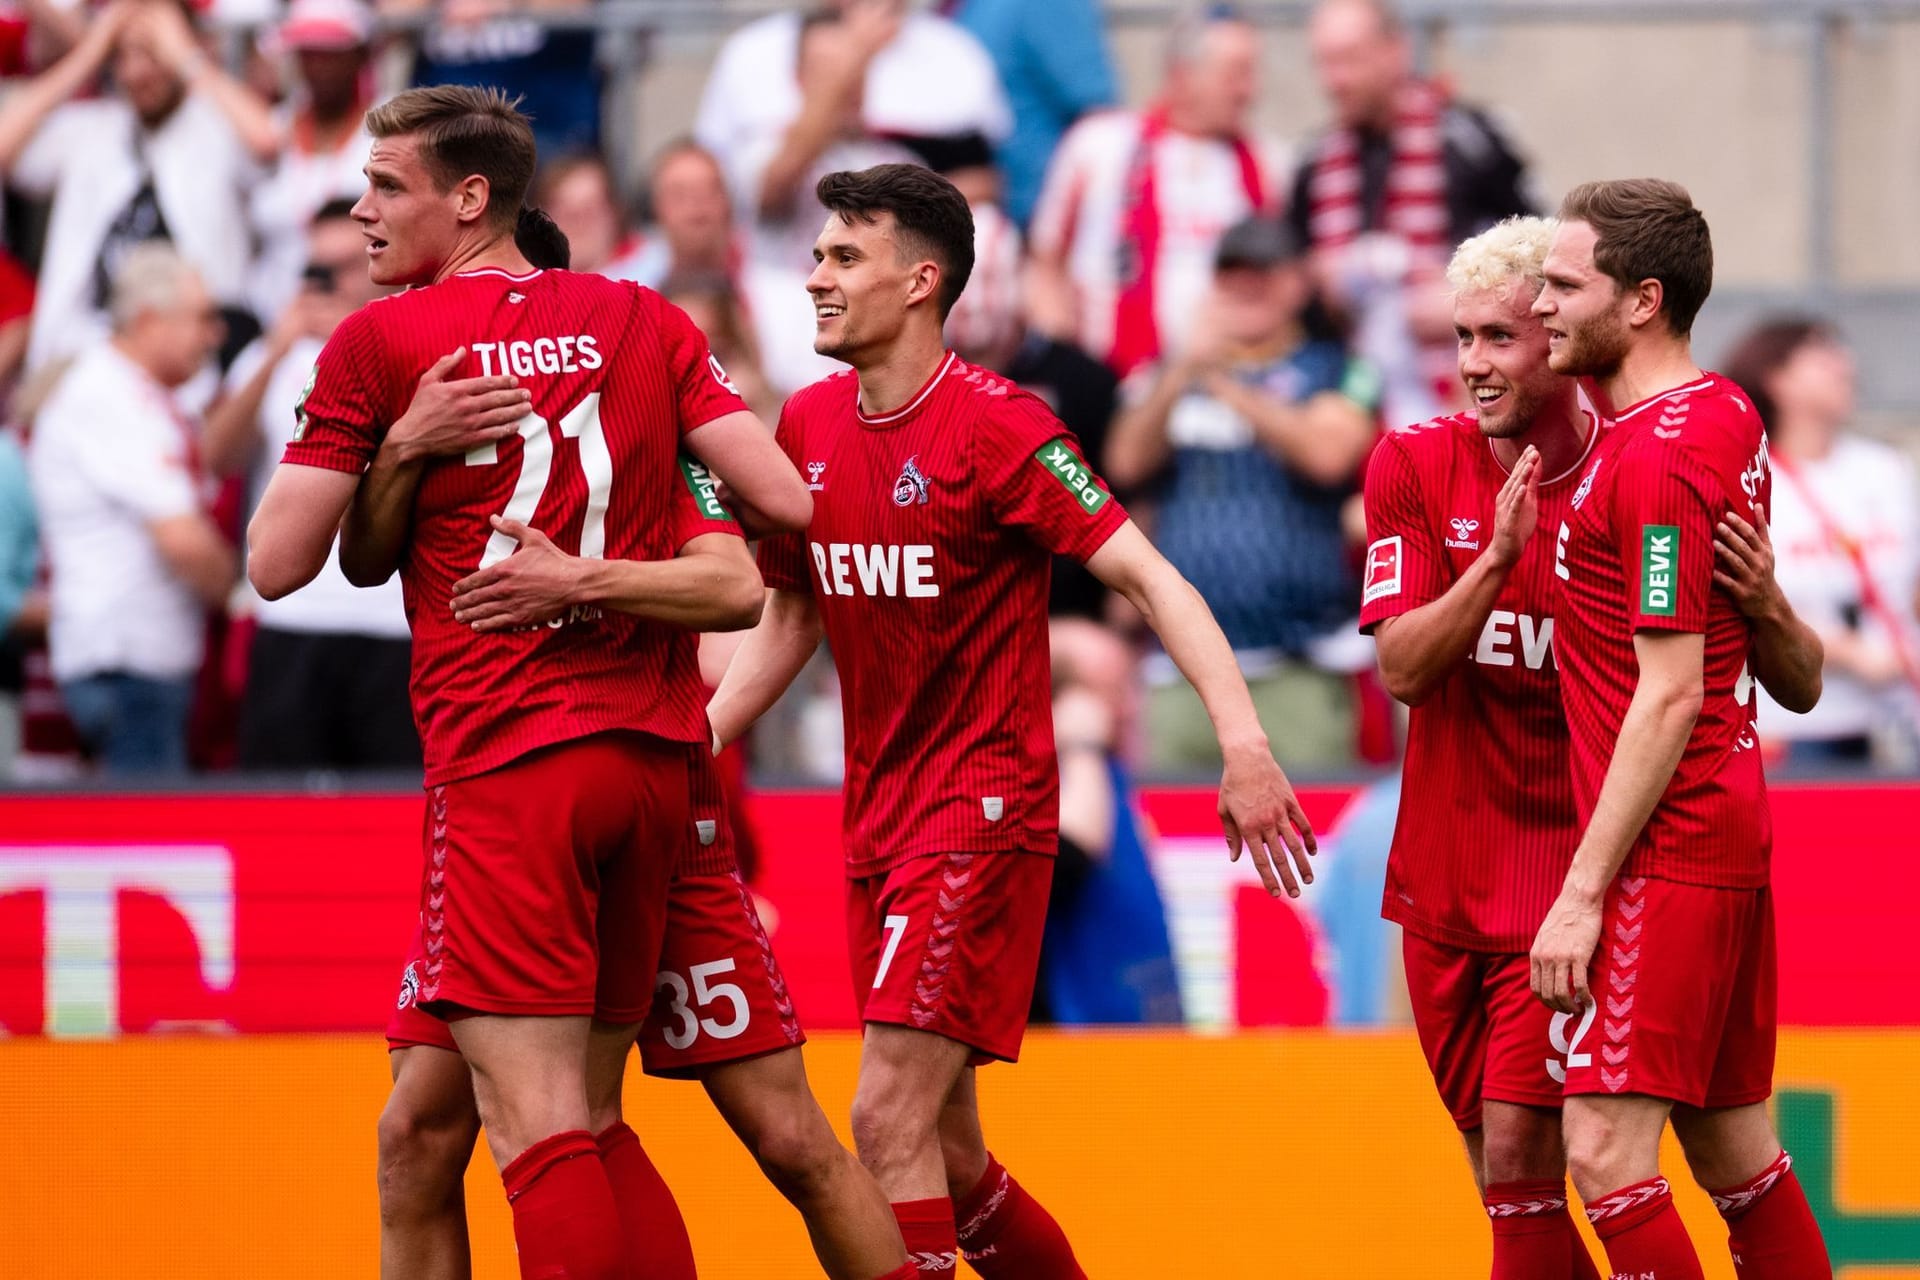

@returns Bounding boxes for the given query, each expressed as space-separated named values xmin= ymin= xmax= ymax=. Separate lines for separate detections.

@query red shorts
xmin=414 ymin=732 xmax=687 ymax=1021
xmin=1562 ymin=877 xmax=1776 ymax=1109
xmin=388 ymin=869 xmax=806 ymax=1073
xmin=1403 ymin=932 xmax=1564 ymax=1131
xmin=846 ymin=850 xmax=1053 ymax=1064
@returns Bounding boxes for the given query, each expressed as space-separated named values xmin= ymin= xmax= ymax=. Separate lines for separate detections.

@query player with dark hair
xmin=701 ymin=162 xmax=1316 ymax=1277
xmin=245 ymin=85 xmax=822 ymax=1280
xmin=1530 ymin=178 xmax=1832 ymax=1279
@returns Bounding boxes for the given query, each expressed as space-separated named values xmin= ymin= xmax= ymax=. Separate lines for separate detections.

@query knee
xmin=1481 ymin=1119 xmax=1566 ymax=1186
xmin=938 ymin=1124 xmax=988 ymax=1201
xmin=377 ymin=1095 xmax=477 ymax=1215
xmin=850 ymin=1086 xmax=937 ymax=1173
xmin=1562 ymin=1109 xmax=1646 ymax=1199
xmin=747 ymin=1106 xmax=845 ymax=1207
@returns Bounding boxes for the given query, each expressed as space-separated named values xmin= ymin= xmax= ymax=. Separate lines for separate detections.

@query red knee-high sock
xmin=951 ymin=1156 xmax=1084 ymax=1278
xmin=501 ymin=1130 xmax=628 ymax=1280
xmin=1569 ymin=1218 xmax=1604 ymax=1280
xmin=873 ymin=1269 xmax=922 ymax=1280
xmin=892 ymin=1198 xmax=958 ymax=1276
xmin=1708 ymin=1150 xmax=1833 ymax=1279
xmin=1585 ymin=1177 xmax=1705 ymax=1280
xmin=596 ymin=1123 xmax=696 ymax=1280
xmin=1486 ymin=1180 xmax=1576 ymax=1280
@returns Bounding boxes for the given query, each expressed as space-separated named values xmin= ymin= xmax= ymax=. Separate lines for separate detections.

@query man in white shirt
xmin=28 ymin=244 xmax=233 ymax=774
xmin=204 ymin=199 xmax=419 ymax=771
xmin=1028 ymin=4 xmax=1284 ymax=375
xmin=0 ymin=0 xmax=277 ymax=372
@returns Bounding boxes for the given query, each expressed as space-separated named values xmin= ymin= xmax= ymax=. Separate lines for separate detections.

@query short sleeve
xmin=1358 ymin=434 xmax=1446 ymax=631
xmin=1609 ymin=442 xmax=1721 ymax=634
xmin=973 ymin=391 xmax=1127 ymax=563
xmin=668 ymin=452 xmax=745 ymax=553
xmin=651 ymin=292 xmax=750 ymax=436
xmin=279 ymin=308 xmax=389 ymax=474
xmin=756 ymin=399 xmax=811 ymax=595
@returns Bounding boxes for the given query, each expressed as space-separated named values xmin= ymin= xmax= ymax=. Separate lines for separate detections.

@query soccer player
xmin=707 ymin=164 xmax=1317 ymax=1278
xmin=246 ymin=86 xmax=815 ymax=1280
xmin=1362 ymin=216 xmax=1821 ymax=1280
xmin=1530 ymin=179 xmax=1832 ymax=1279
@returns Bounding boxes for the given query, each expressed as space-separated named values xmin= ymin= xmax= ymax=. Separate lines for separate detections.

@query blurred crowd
xmin=0 ymin=0 xmax=1916 ymax=802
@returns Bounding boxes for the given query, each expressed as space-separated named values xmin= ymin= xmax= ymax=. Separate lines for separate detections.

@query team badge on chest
xmin=892 ymin=455 xmax=931 ymax=506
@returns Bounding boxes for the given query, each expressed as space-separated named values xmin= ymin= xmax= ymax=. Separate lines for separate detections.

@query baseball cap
xmin=279 ymin=0 xmax=374 ymax=51
xmin=1214 ymin=216 xmax=1303 ymax=271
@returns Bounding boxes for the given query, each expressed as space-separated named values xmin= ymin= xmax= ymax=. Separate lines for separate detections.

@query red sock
xmin=1486 ymin=1180 xmax=1575 ymax=1280
xmin=892 ymin=1198 xmax=957 ymax=1276
xmin=952 ymin=1156 xmax=1084 ymax=1278
xmin=596 ymin=1122 xmax=696 ymax=1280
xmin=874 ymin=1269 xmax=922 ymax=1280
xmin=1709 ymin=1151 xmax=1833 ymax=1279
xmin=1585 ymin=1177 xmax=1705 ymax=1280
xmin=500 ymin=1130 xmax=628 ymax=1280
xmin=1570 ymin=1218 xmax=1604 ymax=1280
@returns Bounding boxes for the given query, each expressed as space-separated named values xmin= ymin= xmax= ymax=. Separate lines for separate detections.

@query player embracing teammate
xmin=1365 ymin=194 xmax=1831 ymax=1279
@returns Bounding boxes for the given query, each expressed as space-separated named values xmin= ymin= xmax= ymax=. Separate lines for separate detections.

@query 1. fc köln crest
xmin=892 ymin=455 xmax=930 ymax=506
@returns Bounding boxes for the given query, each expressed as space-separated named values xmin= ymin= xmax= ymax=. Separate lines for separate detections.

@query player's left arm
xmin=1085 ymin=520 xmax=1317 ymax=898
xmin=682 ymin=410 xmax=812 ymax=538
xmin=1713 ymin=509 xmax=1823 ymax=714
xmin=248 ymin=464 xmax=360 ymax=600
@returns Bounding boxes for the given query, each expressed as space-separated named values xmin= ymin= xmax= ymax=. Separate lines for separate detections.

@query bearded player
xmin=1529 ymin=179 xmax=1832 ymax=1279
xmin=1362 ymin=215 xmax=1821 ymax=1280
xmin=706 ymin=164 xmax=1317 ymax=1278
xmin=246 ymin=86 xmax=819 ymax=1280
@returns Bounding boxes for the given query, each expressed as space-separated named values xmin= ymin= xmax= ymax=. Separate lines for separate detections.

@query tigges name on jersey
xmin=810 ymin=542 xmax=940 ymax=598
xmin=1469 ymin=611 xmax=1554 ymax=671
xmin=1641 ymin=524 xmax=1678 ymax=617
xmin=471 ymin=335 xmax=604 ymax=378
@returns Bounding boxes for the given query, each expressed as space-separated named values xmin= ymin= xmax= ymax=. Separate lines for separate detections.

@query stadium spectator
xmin=1290 ymin=0 xmax=1537 ymax=429
xmin=695 ymin=0 xmax=1008 ymax=207
xmin=202 ymin=199 xmax=419 ymax=772
xmin=249 ymin=0 xmax=378 ymax=320
xmin=0 ymin=0 xmax=277 ymax=373
xmin=1105 ymin=216 xmax=1380 ymax=772
xmin=619 ymin=139 xmax=738 ymax=290
xmin=27 ymin=244 xmax=233 ymax=774
xmin=661 ymin=270 xmax=780 ymax=422
xmin=1028 ymin=2 xmax=1283 ymax=377
xmin=389 ymin=0 xmax=602 ymax=158
xmin=533 ymin=150 xmax=649 ymax=280
xmin=1724 ymin=317 xmax=1920 ymax=766
xmin=0 ymin=413 xmax=34 ymax=781
xmin=945 ymin=0 xmax=1117 ymax=231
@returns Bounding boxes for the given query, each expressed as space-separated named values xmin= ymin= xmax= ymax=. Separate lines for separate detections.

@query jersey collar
xmin=856 ymin=351 xmax=957 ymax=428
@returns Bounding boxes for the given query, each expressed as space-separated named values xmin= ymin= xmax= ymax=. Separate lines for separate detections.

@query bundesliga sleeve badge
xmin=1363 ymin=535 xmax=1403 ymax=604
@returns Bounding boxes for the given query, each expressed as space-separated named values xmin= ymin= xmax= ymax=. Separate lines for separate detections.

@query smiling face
xmin=1454 ymin=282 xmax=1562 ymax=439
xmin=351 ymin=135 xmax=467 ymax=286
xmin=806 ymin=210 xmax=934 ymax=367
xmin=1533 ymin=220 xmax=1636 ymax=379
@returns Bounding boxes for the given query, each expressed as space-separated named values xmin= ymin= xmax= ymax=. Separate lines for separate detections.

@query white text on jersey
xmin=1470 ymin=611 xmax=1555 ymax=671
xmin=471 ymin=335 xmax=604 ymax=378
xmin=810 ymin=542 xmax=940 ymax=598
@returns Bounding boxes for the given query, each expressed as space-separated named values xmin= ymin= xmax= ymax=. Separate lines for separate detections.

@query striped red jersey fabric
xmin=1360 ymin=410 xmax=1603 ymax=951
xmin=1553 ymin=372 xmax=1774 ymax=887
xmin=282 ymin=267 xmax=747 ymax=785
xmin=758 ymin=353 xmax=1128 ymax=876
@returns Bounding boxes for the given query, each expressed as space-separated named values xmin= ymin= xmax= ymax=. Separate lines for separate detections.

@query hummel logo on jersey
xmin=807 ymin=460 xmax=827 ymax=492
xmin=1641 ymin=525 xmax=1678 ymax=616
xmin=1362 ymin=536 xmax=1402 ymax=604
xmin=507 ymin=290 xmax=525 ymax=304
xmin=1446 ymin=517 xmax=1481 ymax=550
xmin=1034 ymin=438 xmax=1110 ymax=513
xmin=892 ymin=455 xmax=931 ymax=506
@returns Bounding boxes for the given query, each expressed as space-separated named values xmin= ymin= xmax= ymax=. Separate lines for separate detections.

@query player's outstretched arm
xmin=450 ymin=523 xmax=764 ymax=633
xmin=1374 ymin=445 xmax=1540 ymax=704
xmin=248 ymin=464 xmax=360 ymax=600
xmin=1714 ymin=510 xmax=1823 ymax=714
xmin=683 ymin=411 xmax=813 ymax=538
xmin=706 ymin=587 xmax=823 ymax=753
xmin=1084 ymin=520 xmax=1318 ymax=898
xmin=1530 ymin=630 xmax=1704 ymax=1015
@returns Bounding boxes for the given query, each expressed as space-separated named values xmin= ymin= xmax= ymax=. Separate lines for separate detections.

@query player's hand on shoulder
xmin=1713 ymin=509 xmax=1786 ymax=622
xmin=450 ymin=516 xmax=579 ymax=632
xmin=1489 ymin=444 xmax=1540 ymax=568
xmin=1529 ymin=888 xmax=1602 ymax=1015
xmin=1217 ymin=743 xmax=1317 ymax=899
xmin=385 ymin=347 xmax=531 ymax=466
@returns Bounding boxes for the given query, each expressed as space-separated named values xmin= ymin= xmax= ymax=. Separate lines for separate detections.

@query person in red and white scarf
xmin=1288 ymin=0 xmax=1538 ymax=430
xmin=1028 ymin=3 xmax=1284 ymax=377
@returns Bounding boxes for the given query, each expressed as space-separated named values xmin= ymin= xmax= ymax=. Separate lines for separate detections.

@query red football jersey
xmin=1553 ymin=372 xmax=1773 ymax=888
xmin=282 ymin=267 xmax=747 ymax=785
xmin=1360 ymin=411 xmax=1603 ymax=951
xmin=759 ymin=352 xmax=1128 ymax=875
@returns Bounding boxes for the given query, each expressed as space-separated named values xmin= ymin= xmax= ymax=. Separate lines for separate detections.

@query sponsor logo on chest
xmin=1470 ymin=611 xmax=1556 ymax=671
xmin=810 ymin=541 xmax=940 ymax=598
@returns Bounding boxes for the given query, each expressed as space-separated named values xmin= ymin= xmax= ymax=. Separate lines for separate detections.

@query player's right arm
xmin=1369 ymin=440 xmax=1540 ymax=705
xmin=706 ymin=586 xmax=822 ymax=753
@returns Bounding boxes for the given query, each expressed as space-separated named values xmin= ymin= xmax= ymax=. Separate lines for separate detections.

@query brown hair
xmin=816 ymin=164 xmax=975 ymax=317
xmin=1558 ymin=178 xmax=1713 ymax=337
xmin=1719 ymin=315 xmax=1835 ymax=435
xmin=366 ymin=86 xmax=537 ymax=232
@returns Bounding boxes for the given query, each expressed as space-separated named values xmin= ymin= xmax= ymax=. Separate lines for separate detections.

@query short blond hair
xmin=1445 ymin=215 xmax=1556 ymax=300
